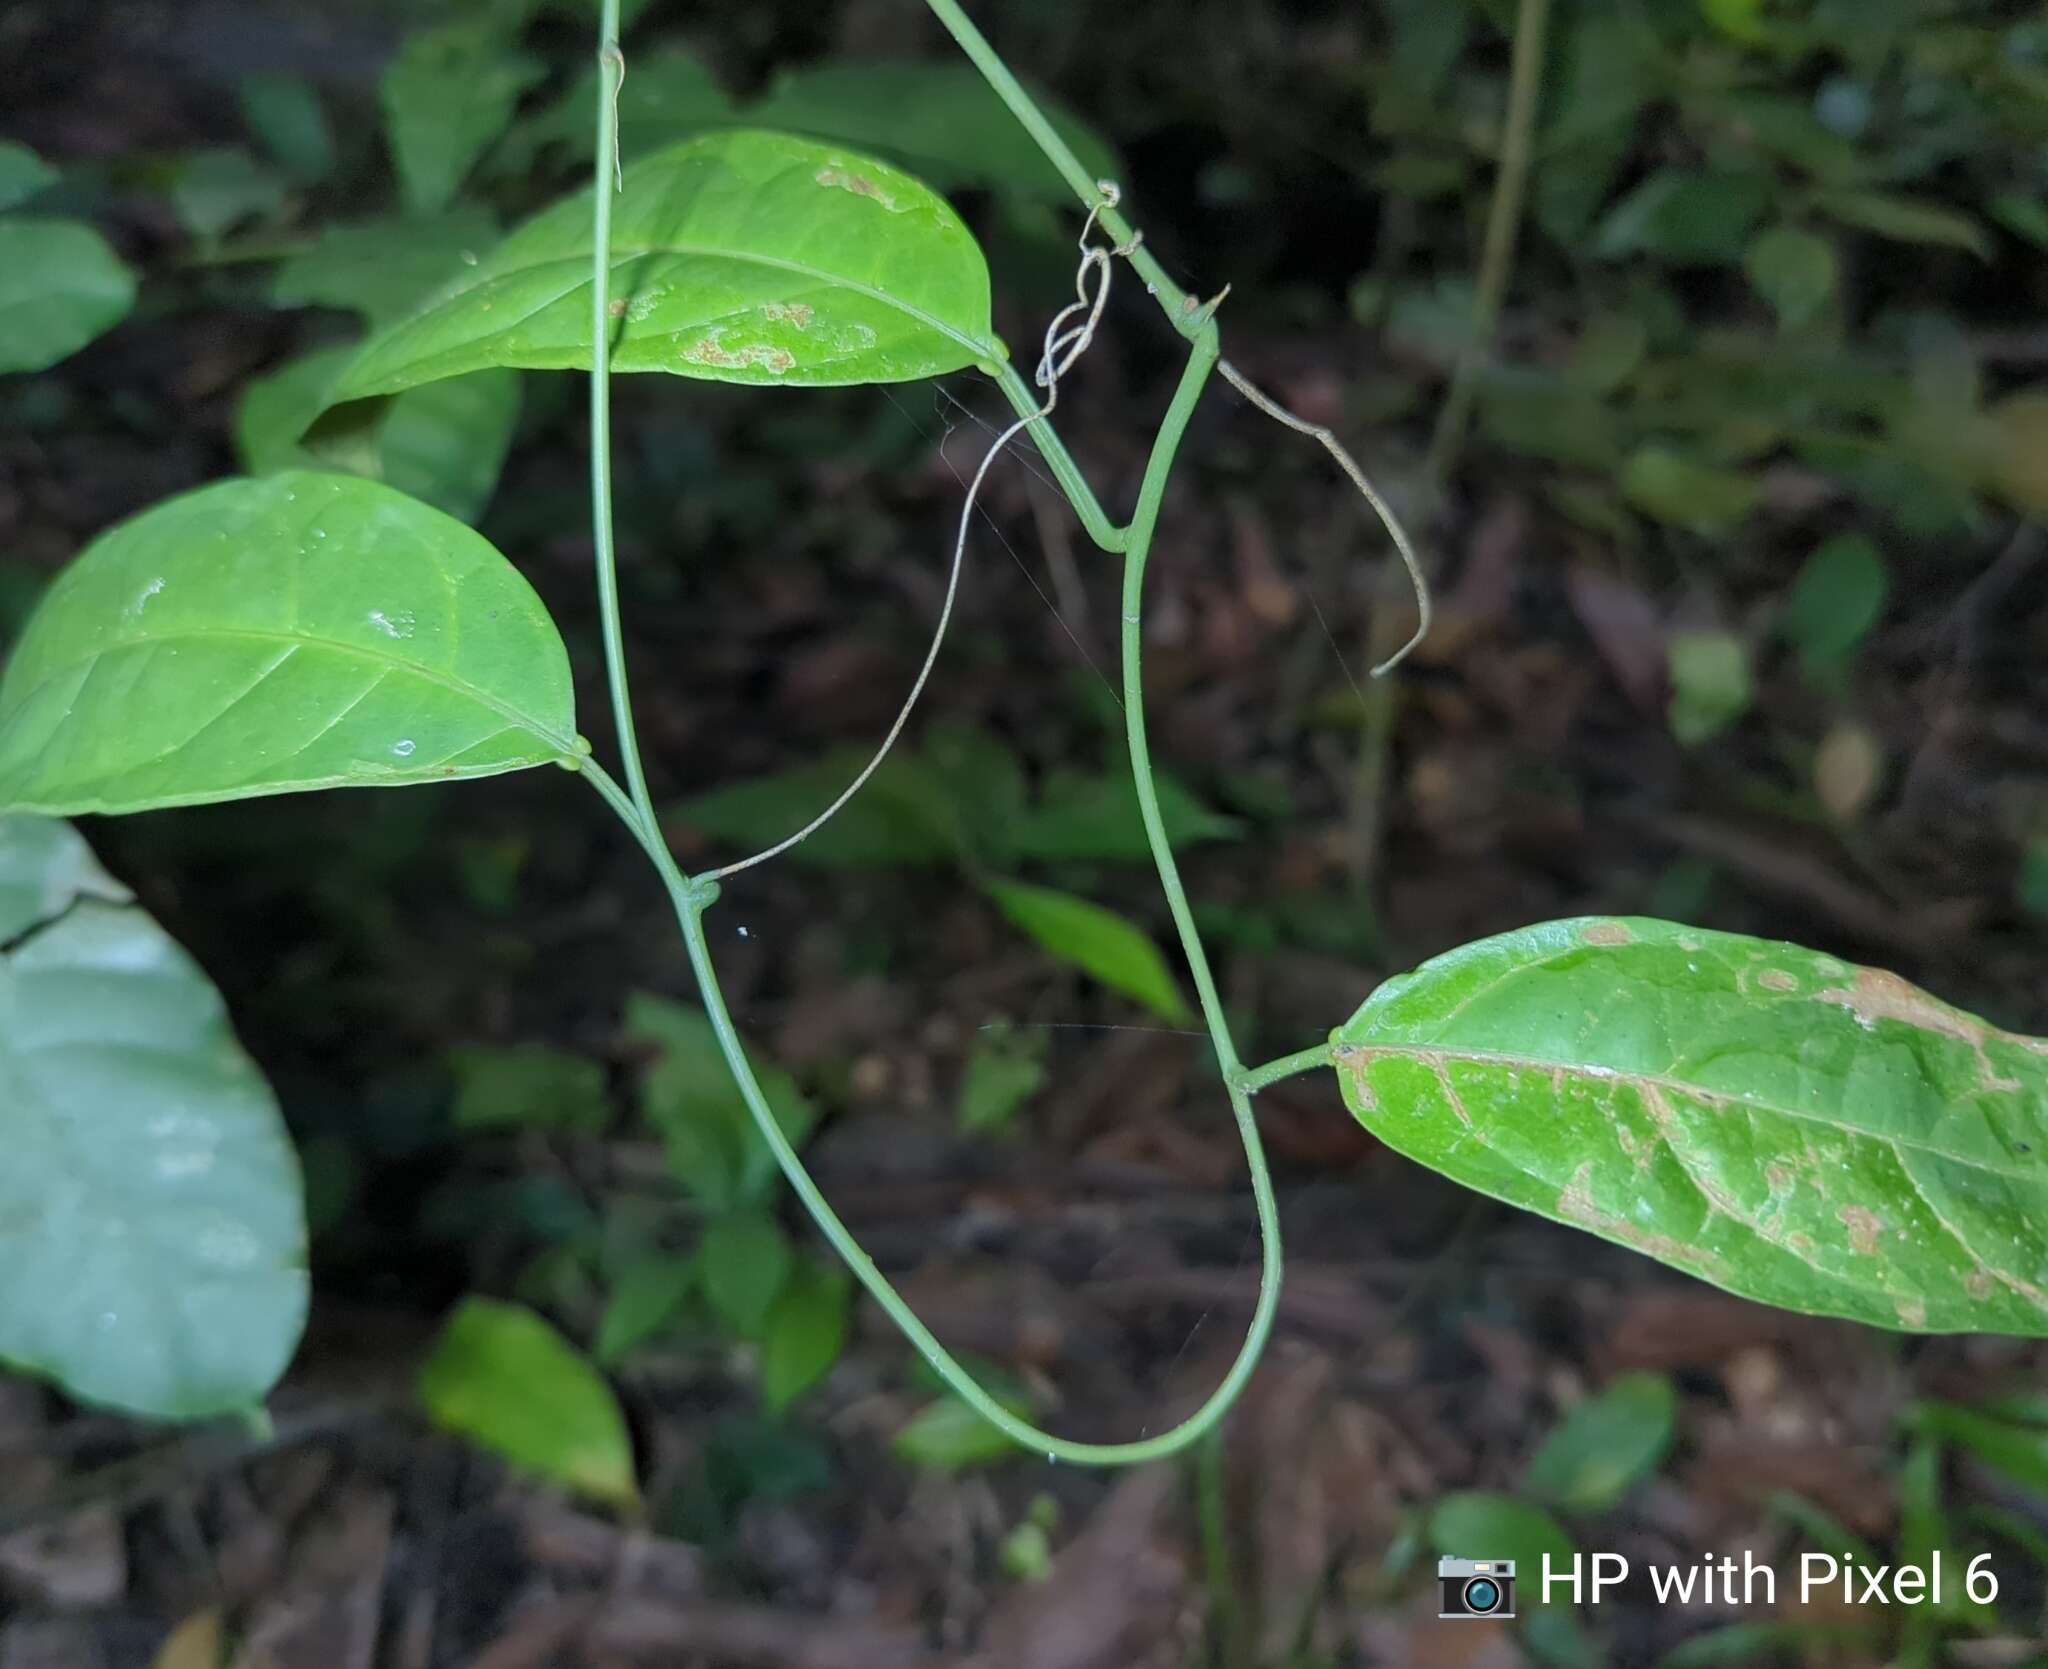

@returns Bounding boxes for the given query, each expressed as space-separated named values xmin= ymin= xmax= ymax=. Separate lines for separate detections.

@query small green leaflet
xmin=0 ymin=142 xmax=57 ymax=212
xmin=418 ymin=1296 xmax=637 ymax=1504
xmin=1332 ymin=918 xmax=2048 ymax=1335
xmin=986 ymin=878 xmax=1192 ymax=1024
xmin=331 ymin=129 xmax=996 ymax=400
xmin=0 ymin=815 xmax=306 ymax=1419
xmin=381 ymin=21 xmax=545 ymax=216
xmin=0 ymin=473 xmax=577 ymax=816
xmin=0 ymin=220 xmax=136 ymax=375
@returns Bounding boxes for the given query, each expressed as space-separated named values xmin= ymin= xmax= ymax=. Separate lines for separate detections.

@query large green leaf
xmin=0 ymin=220 xmax=136 ymax=375
xmin=1332 ymin=918 xmax=2048 ymax=1335
xmin=380 ymin=21 xmax=545 ymax=215
xmin=0 ymin=472 xmax=576 ymax=815
xmin=0 ymin=815 xmax=305 ymax=1418
xmin=332 ymin=129 xmax=995 ymax=400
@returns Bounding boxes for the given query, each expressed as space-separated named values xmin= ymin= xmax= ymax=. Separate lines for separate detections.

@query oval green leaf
xmin=985 ymin=877 xmax=1192 ymax=1024
xmin=0 ymin=815 xmax=306 ymax=1418
xmin=417 ymin=1296 xmax=637 ymax=1505
xmin=1332 ymin=918 xmax=2048 ymax=1335
xmin=1524 ymin=1372 xmax=1676 ymax=1515
xmin=0 ymin=219 xmax=136 ymax=375
xmin=0 ymin=472 xmax=577 ymax=815
xmin=332 ymin=129 xmax=995 ymax=401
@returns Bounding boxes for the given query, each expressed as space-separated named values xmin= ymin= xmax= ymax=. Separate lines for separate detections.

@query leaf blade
xmin=1332 ymin=917 xmax=2048 ymax=1335
xmin=0 ymin=472 xmax=577 ymax=815
xmin=332 ymin=129 xmax=995 ymax=400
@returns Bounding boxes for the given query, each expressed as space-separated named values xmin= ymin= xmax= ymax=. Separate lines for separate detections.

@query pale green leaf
xmin=168 ymin=148 xmax=285 ymax=243
xmin=418 ymin=1296 xmax=637 ymax=1504
xmin=236 ymin=347 xmax=520 ymax=523
xmin=381 ymin=22 xmax=545 ymax=215
xmin=0 ymin=220 xmax=136 ymax=374
xmin=1814 ymin=190 xmax=1992 ymax=260
xmin=0 ymin=472 xmax=577 ymax=815
xmin=1332 ymin=917 xmax=2048 ymax=1335
xmin=1744 ymin=227 xmax=1837 ymax=329
xmin=333 ymin=129 xmax=995 ymax=400
xmin=747 ymin=61 xmax=1119 ymax=203
xmin=760 ymin=1259 xmax=851 ymax=1413
xmin=1779 ymin=533 xmax=1888 ymax=669
xmin=271 ymin=211 xmax=501 ymax=329
xmin=625 ymin=993 xmax=816 ymax=1210
xmin=238 ymin=75 xmax=336 ymax=185
xmin=0 ymin=142 xmax=57 ymax=212
xmin=0 ymin=815 xmax=306 ymax=1418
xmin=894 ymin=1395 xmax=1023 ymax=1472
xmin=1428 ymin=1492 xmax=1577 ymax=1608
xmin=700 ymin=1211 xmax=792 ymax=1339
xmin=450 ymin=1043 xmax=609 ymax=1134
xmin=595 ymin=1254 xmax=696 ymax=1364
xmin=1525 ymin=1372 xmax=1677 ymax=1513
xmin=1667 ymin=629 xmax=1753 ymax=745
xmin=1621 ymin=445 xmax=1762 ymax=535
xmin=959 ymin=1020 xmax=1048 ymax=1134
xmin=985 ymin=878 xmax=1192 ymax=1023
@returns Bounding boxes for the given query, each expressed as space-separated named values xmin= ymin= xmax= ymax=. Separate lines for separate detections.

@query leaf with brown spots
xmin=1330 ymin=918 xmax=2048 ymax=1336
xmin=331 ymin=129 xmax=994 ymax=401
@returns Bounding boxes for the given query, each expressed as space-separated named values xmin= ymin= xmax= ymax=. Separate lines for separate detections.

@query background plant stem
xmin=1424 ymin=0 xmax=1554 ymax=490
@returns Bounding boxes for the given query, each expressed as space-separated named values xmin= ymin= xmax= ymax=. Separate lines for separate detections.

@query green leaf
xmin=958 ymin=1020 xmax=1048 ymax=1134
xmin=236 ymin=348 xmax=520 ymax=523
xmin=271 ymin=211 xmax=501 ymax=329
xmin=1813 ymin=190 xmax=1992 ymax=260
xmin=238 ymin=75 xmax=336 ymax=186
xmin=1331 ymin=917 xmax=2048 ymax=1335
xmin=625 ymin=993 xmax=816 ymax=1211
xmin=984 ymin=878 xmax=1192 ymax=1024
xmin=675 ymin=749 xmax=964 ymax=868
xmin=1594 ymin=170 xmax=1772 ymax=264
xmin=0 ymin=814 xmax=306 ymax=1419
xmin=1779 ymin=533 xmax=1888 ymax=669
xmin=381 ymin=22 xmax=545 ymax=215
xmin=1657 ymin=1622 xmax=1881 ymax=1669
xmin=1525 ymin=1373 xmax=1677 ymax=1514
xmin=747 ymin=62 xmax=1119 ymax=203
xmin=1010 ymin=770 xmax=1241 ymax=864
xmin=449 ymin=1043 xmax=609 ymax=1134
xmin=699 ymin=1211 xmax=792 ymax=1339
xmin=167 ymin=148 xmax=285 ymax=243
xmin=760 ymin=1259 xmax=852 ymax=1413
xmin=0 ymin=141 xmax=57 ymax=212
xmin=417 ymin=1296 xmax=637 ymax=1504
xmin=0 ymin=220 xmax=136 ymax=374
xmin=894 ymin=1394 xmax=1025 ymax=1473
xmin=492 ymin=47 xmax=732 ymax=177
xmin=1913 ymin=1400 xmax=2048 ymax=1495
xmin=332 ymin=129 xmax=995 ymax=400
xmin=0 ymin=472 xmax=577 ymax=815
xmin=595 ymin=1254 xmax=696 ymax=1365
xmin=1667 ymin=629 xmax=1753 ymax=745
xmin=2020 ymin=839 xmax=2048 ymax=920
xmin=1621 ymin=445 xmax=1762 ymax=535
xmin=1744 ymin=227 xmax=1837 ymax=329
xmin=1428 ymin=1492 xmax=1578 ymax=1608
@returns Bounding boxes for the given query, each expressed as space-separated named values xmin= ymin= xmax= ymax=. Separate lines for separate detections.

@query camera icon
xmin=1439 ymin=1557 xmax=1515 ymax=1619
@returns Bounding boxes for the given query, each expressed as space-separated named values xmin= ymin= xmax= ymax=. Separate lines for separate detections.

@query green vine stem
xmin=1236 ymin=1042 xmax=1336 ymax=1095
xmin=1424 ymin=0 xmax=1554 ymax=489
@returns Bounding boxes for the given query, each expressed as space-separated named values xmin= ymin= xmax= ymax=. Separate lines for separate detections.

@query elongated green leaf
xmin=0 ymin=815 xmax=305 ymax=1418
xmin=1814 ymin=190 xmax=1991 ymax=260
xmin=237 ymin=347 xmax=520 ymax=523
xmin=595 ymin=1254 xmax=696 ymax=1365
xmin=700 ymin=1211 xmax=792 ymax=1339
xmin=0 ymin=220 xmax=136 ymax=374
xmin=985 ymin=878 xmax=1192 ymax=1023
xmin=333 ymin=129 xmax=995 ymax=400
xmin=1525 ymin=1372 xmax=1676 ymax=1514
xmin=747 ymin=62 xmax=1119 ymax=203
xmin=760 ymin=1259 xmax=851 ymax=1413
xmin=0 ymin=472 xmax=576 ymax=815
xmin=418 ymin=1296 xmax=637 ymax=1504
xmin=1332 ymin=918 xmax=2048 ymax=1335
xmin=0 ymin=142 xmax=57 ymax=212
xmin=381 ymin=22 xmax=544 ymax=215
xmin=167 ymin=148 xmax=285 ymax=243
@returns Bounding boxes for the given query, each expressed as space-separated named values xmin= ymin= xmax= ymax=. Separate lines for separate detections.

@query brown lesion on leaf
xmin=1817 ymin=967 xmax=2031 ymax=1091
xmin=815 ymin=166 xmax=900 ymax=209
xmin=1966 ymin=1268 xmax=1995 ymax=1300
xmin=1558 ymin=1162 xmax=1727 ymax=1277
xmin=679 ymin=331 xmax=796 ymax=375
xmin=1838 ymin=1205 xmax=1885 ymax=1256
xmin=759 ymin=300 xmax=814 ymax=329
xmin=1895 ymin=1297 xmax=1928 ymax=1328
xmin=1759 ymin=969 xmax=1797 ymax=993
xmin=1581 ymin=921 xmax=1633 ymax=947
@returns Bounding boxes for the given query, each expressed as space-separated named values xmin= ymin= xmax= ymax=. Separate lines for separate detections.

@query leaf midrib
xmin=1337 ymin=1040 xmax=2044 ymax=1182
xmin=2 ymin=623 xmax=576 ymax=763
